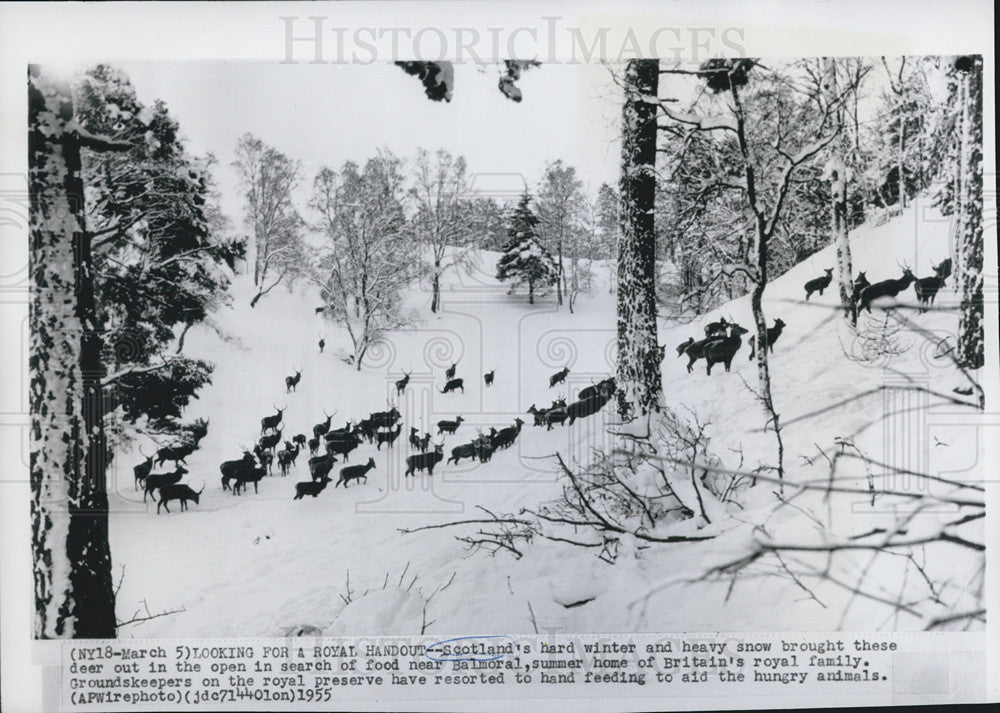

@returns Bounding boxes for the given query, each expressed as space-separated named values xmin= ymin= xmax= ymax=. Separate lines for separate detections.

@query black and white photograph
xmin=1 ymin=1 xmax=996 ymax=711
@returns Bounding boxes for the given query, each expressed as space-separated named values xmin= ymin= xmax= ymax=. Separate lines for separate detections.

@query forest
xmin=29 ymin=55 xmax=984 ymax=638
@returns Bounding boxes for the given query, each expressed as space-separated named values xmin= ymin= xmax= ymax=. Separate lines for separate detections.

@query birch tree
xmin=823 ymin=58 xmax=855 ymax=322
xmin=233 ymin=134 xmax=305 ymax=308
xmin=310 ymin=154 xmax=418 ymax=369
xmin=410 ymin=148 xmax=476 ymax=313
xmin=536 ymin=160 xmax=585 ymax=307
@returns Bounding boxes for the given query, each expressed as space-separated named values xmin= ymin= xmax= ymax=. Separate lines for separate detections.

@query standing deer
xmin=260 ymin=405 xmax=285 ymax=434
xmin=395 ymin=371 xmax=412 ymax=395
xmin=804 ymin=268 xmax=834 ymax=300
xmin=858 ymin=263 xmax=916 ymax=313
xmin=285 ymin=368 xmax=302 ymax=393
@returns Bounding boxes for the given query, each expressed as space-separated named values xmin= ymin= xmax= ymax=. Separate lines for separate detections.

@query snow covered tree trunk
xmin=616 ymin=59 xmax=664 ymax=419
xmin=431 ymin=264 xmax=441 ymax=313
xmin=29 ymin=67 xmax=116 ymax=639
xmin=956 ymin=58 xmax=983 ymax=370
xmin=825 ymin=58 xmax=854 ymax=322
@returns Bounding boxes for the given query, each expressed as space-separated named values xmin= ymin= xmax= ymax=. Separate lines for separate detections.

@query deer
xmin=704 ymin=323 xmax=750 ymax=375
xmin=308 ymin=453 xmax=337 ymax=482
xmin=143 ymin=466 xmax=188 ymax=503
xmin=232 ymin=466 xmax=267 ymax=495
xmin=445 ymin=362 xmax=458 ymax=380
xmin=258 ymin=428 xmax=283 ymax=456
xmin=154 ymin=441 xmax=197 ymax=468
xmin=260 ymin=405 xmax=285 ymax=435
xmin=804 ymin=268 xmax=834 ymax=300
xmin=133 ymin=447 xmax=154 ymax=491
xmin=680 ymin=327 xmax=730 ymax=374
xmin=325 ymin=436 xmax=358 ymax=462
xmin=336 ymin=458 xmax=376 ymax=488
xmin=253 ymin=443 xmax=273 ymax=474
xmin=277 ymin=441 xmax=300 ymax=476
xmin=675 ymin=337 xmax=695 ymax=357
xmin=375 ymin=423 xmax=403 ymax=450
xmin=285 ymin=368 xmax=303 ymax=394
xmin=578 ymin=378 xmax=615 ymax=403
xmin=437 ymin=416 xmax=464 ymax=435
xmin=368 ymin=405 xmax=401 ymax=429
xmin=405 ymin=444 xmax=444 ymax=477
xmin=395 ymin=371 xmax=412 ymax=395
xmin=748 ymin=318 xmax=786 ymax=360
xmin=318 ymin=335 xmax=326 ymax=353
xmin=914 ymin=259 xmax=952 ymax=310
xmin=549 ymin=366 xmax=570 ymax=388
xmin=308 ymin=436 xmax=320 ymax=456
xmin=483 ymin=369 xmax=495 ymax=387
xmin=220 ymin=451 xmax=256 ymax=491
xmin=440 ymin=378 xmax=464 ymax=394
xmin=567 ymin=389 xmax=613 ymax=425
xmin=409 ymin=426 xmax=422 ymax=450
xmin=490 ymin=418 xmax=524 ymax=450
xmin=313 ymin=410 xmax=336 ymax=438
xmin=704 ymin=316 xmax=729 ymax=337
xmin=157 ymin=483 xmax=204 ymax=514
xmin=294 ymin=476 xmax=331 ymax=499
xmin=447 ymin=442 xmax=480 ymax=466
xmin=858 ymin=263 xmax=916 ymax=313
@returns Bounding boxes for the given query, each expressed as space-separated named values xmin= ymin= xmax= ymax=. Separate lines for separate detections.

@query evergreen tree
xmin=74 ymin=65 xmax=238 ymax=448
xmin=495 ymin=193 xmax=558 ymax=304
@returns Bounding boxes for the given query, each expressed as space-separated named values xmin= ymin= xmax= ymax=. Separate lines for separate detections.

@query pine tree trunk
xmin=956 ymin=59 xmax=984 ymax=370
xmin=431 ymin=268 xmax=441 ymax=313
xmin=616 ymin=59 xmax=663 ymax=420
xmin=825 ymin=59 xmax=854 ymax=322
xmin=29 ymin=67 xmax=117 ymax=639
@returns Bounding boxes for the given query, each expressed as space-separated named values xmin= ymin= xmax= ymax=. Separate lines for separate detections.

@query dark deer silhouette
xmin=285 ymin=368 xmax=302 ymax=393
xmin=483 ymin=369 xmax=495 ymax=387
xmin=395 ymin=371 xmax=412 ymax=395
xmin=748 ymin=318 xmax=785 ymax=360
xmin=440 ymin=378 xmax=464 ymax=394
xmin=549 ymin=366 xmax=570 ymax=388
xmin=157 ymin=483 xmax=204 ymax=513
xmin=260 ymin=405 xmax=285 ymax=434
xmin=336 ymin=458 xmax=376 ymax=488
xmin=804 ymin=268 xmax=834 ymax=300
xmin=313 ymin=410 xmax=335 ymax=438
xmin=858 ymin=264 xmax=916 ymax=313
xmin=704 ymin=323 xmax=749 ymax=374
xmin=445 ymin=362 xmax=458 ymax=380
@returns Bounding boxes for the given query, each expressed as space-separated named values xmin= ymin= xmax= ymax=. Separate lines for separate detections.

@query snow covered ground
xmin=108 ymin=197 xmax=983 ymax=637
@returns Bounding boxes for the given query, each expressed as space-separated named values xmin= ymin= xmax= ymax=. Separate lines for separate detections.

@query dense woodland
xmin=29 ymin=56 xmax=985 ymax=637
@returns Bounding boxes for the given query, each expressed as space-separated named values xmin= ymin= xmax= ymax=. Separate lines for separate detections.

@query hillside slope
xmin=109 ymin=198 xmax=981 ymax=636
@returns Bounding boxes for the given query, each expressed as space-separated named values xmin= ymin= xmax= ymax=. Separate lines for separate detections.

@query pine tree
xmin=954 ymin=55 xmax=984 ymax=370
xmin=495 ymin=193 xmax=558 ymax=305
xmin=616 ymin=59 xmax=664 ymax=419
xmin=29 ymin=66 xmax=128 ymax=639
xmin=75 ymin=66 xmax=237 ymax=447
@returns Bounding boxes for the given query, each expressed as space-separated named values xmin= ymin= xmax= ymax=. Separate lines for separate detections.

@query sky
xmin=119 ymin=61 xmax=625 ymax=230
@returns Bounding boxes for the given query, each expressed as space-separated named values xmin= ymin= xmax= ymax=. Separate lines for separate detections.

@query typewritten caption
xmin=60 ymin=634 xmax=907 ymax=708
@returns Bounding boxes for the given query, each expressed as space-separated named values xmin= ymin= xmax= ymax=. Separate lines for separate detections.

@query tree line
xmin=233 ymin=138 xmax=623 ymax=367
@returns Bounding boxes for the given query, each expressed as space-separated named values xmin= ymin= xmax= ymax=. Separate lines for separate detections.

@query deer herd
xmin=137 ymin=254 xmax=951 ymax=513
xmin=675 ymin=257 xmax=951 ymax=376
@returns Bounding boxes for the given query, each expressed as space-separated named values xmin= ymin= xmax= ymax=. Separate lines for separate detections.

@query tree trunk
xmin=528 ymin=279 xmax=534 ymax=305
xmin=616 ymin=59 xmax=664 ymax=420
xmin=431 ymin=267 xmax=441 ymax=313
xmin=897 ymin=110 xmax=906 ymax=210
xmin=956 ymin=58 xmax=984 ymax=371
xmin=825 ymin=59 xmax=854 ymax=323
xmin=29 ymin=67 xmax=117 ymax=639
xmin=556 ymin=239 xmax=564 ymax=306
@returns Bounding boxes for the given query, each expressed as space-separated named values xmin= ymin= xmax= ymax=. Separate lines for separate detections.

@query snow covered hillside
xmin=108 ymin=197 xmax=982 ymax=637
